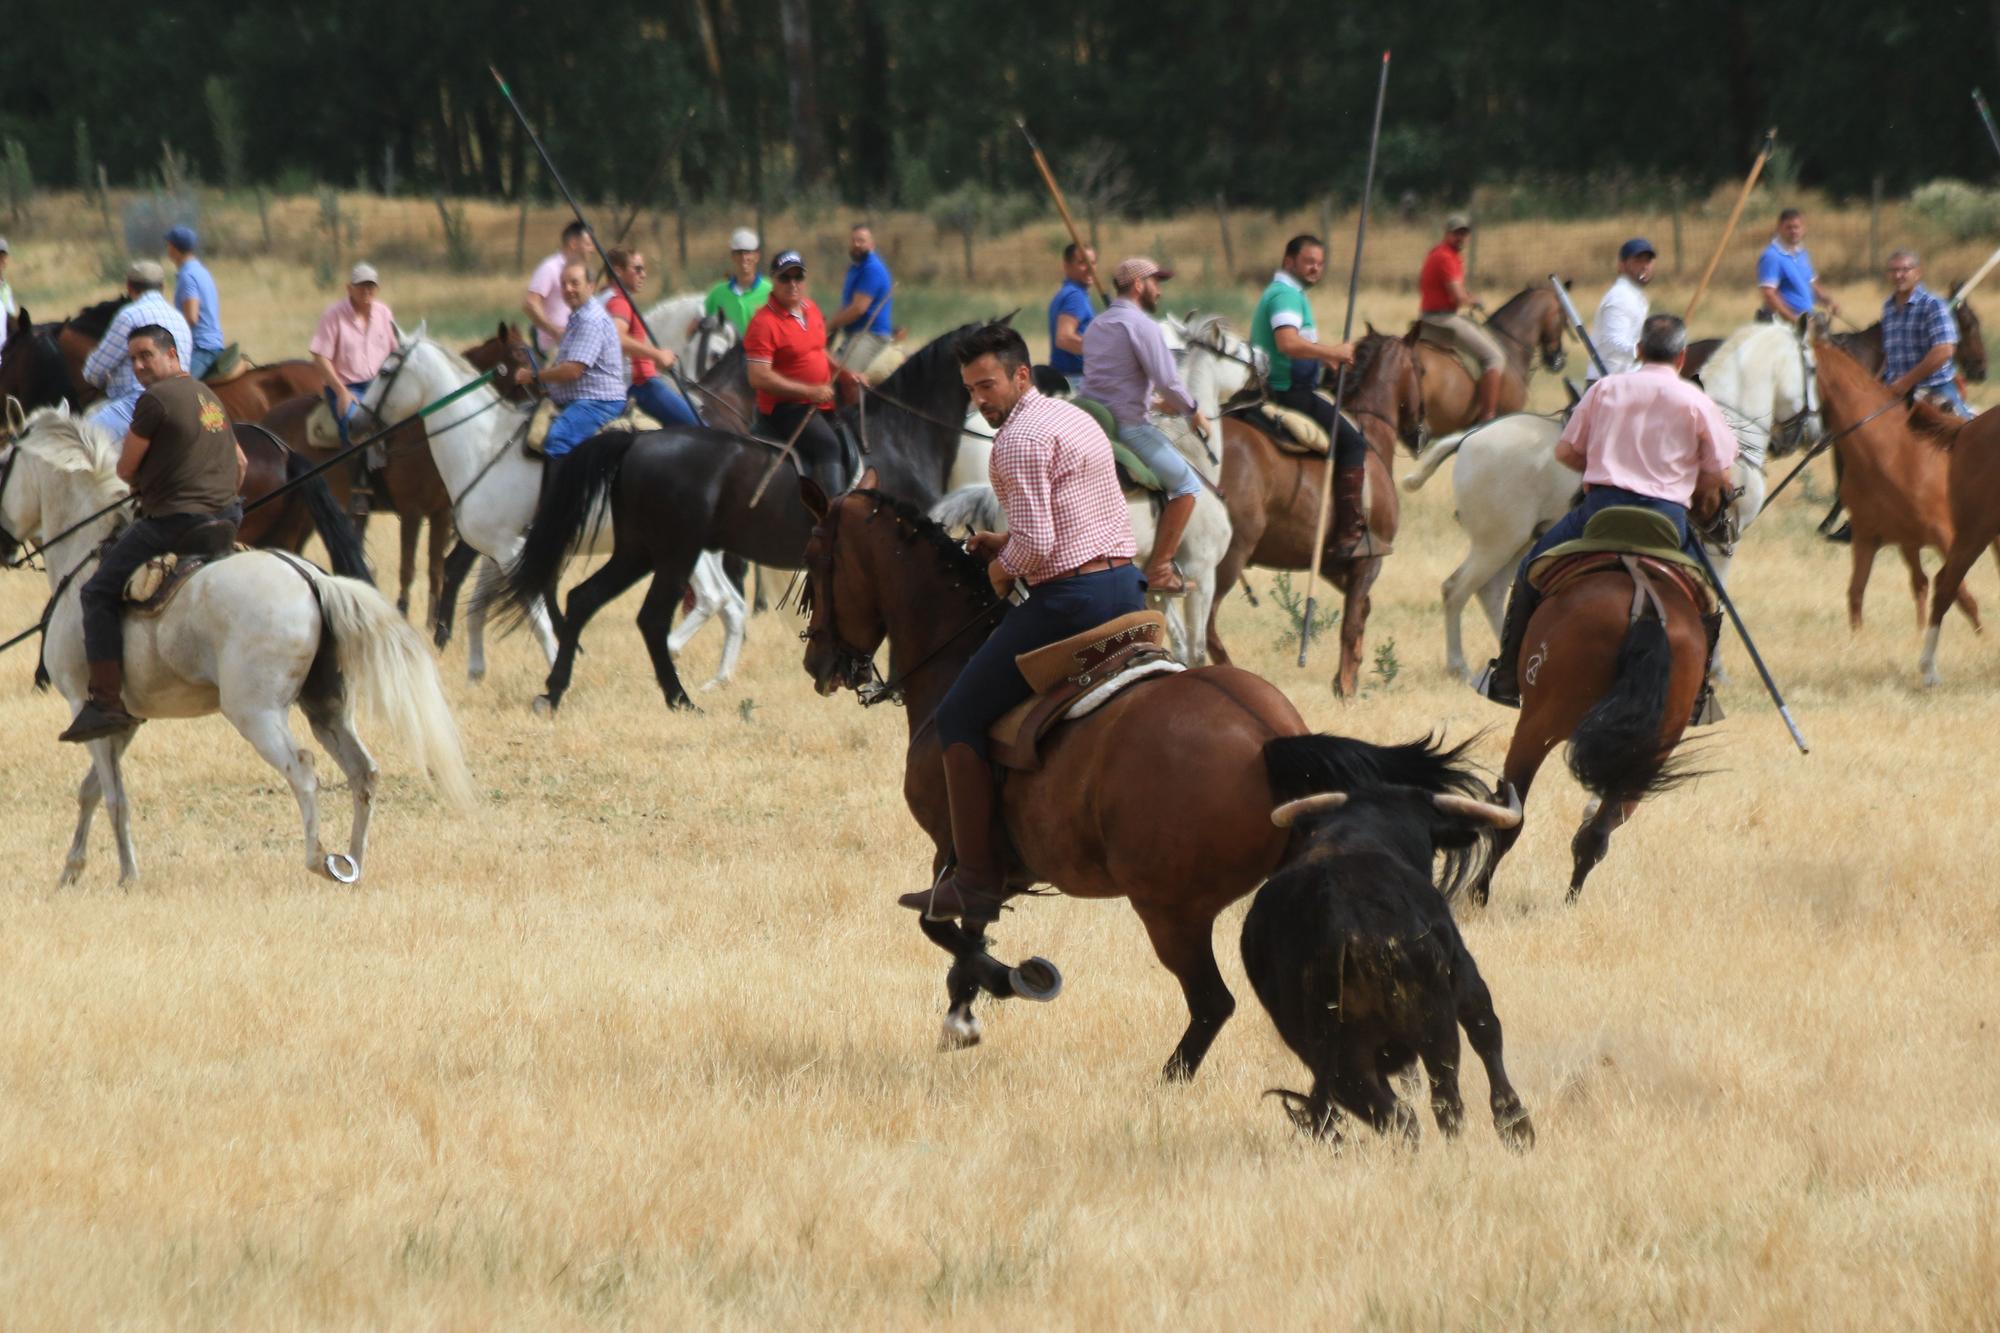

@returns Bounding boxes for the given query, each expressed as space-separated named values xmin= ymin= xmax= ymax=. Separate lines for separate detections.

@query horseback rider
xmin=308 ymin=263 xmax=397 ymax=433
xmin=1477 ymin=314 xmax=1735 ymax=708
xmin=513 ymin=261 xmax=629 ymax=458
xmin=899 ymin=322 xmax=1144 ymax=922
xmin=62 ymin=324 xmax=246 ymax=743
xmin=82 ymin=261 xmax=193 ymax=440
xmin=1757 ymin=208 xmax=1840 ymax=325
xmin=1881 ymin=249 xmax=1972 ymax=418
xmin=1588 ymin=238 xmax=1654 ymax=382
xmin=1046 ymin=242 xmax=1097 ymax=386
xmin=601 ymin=248 xmax=701 ymax=428
xmin=1249 ymin=234 xmax=1383 ymax=557
xmin=1076 ymin=257 xmax=1205 ymax=594
xmin=524 ymin=221 xmax=590 ymax=357
xmin=828 ymin=224 xmax=894 ymax=373
xmin=703 ymin=228 xmax=771 ymax=338
xmin=1418 ymin=214 xmax=1507 ymax=422
xmin=743 ymin=249 xmax=845 ymax=496
xmin=163 ymin=226 xmax=225 ymax=380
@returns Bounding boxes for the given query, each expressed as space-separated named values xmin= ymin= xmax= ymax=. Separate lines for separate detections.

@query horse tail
xmin=928 ymin=484 xmax=1005 ymax=536
xmin=1401 ymin=430 xmax=1466 ymax=492
xmin=287 ymin=448 xmax=374 ymax=584
xmin=494 ymin=431 xmax=637 ymax=625
xmin=307 ymin=566 xmax=475 ymax=809
xmin=1565 ymin=614 xmax=1693 ymax=806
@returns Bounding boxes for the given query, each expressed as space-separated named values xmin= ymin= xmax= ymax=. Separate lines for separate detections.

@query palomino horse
xmin=1410 ymin=285 xmax=1569 ymax=434
xmin=1917 ymin=408 xmax=2000 ymax=686
xmin=1813 ymin=338 xmax=1979 ymax=632
xmin=493 ymin=322 xmax=984 ymax=711
xmin=1203 ymin=328 xmax=1426 ymax=695
xmin=0 ymin=407 xmax=473 ymax=885
xmin=1468 ymin=535 xmax=1709 ymax=905
xmin=794 ymin=479 xmax=1519 ymax=1076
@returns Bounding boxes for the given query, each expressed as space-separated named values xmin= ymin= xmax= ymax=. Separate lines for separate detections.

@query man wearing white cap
xmin=704 ymin=228 xmax=771 ymax=336
xmin=309 ymin=263 xmax=398 ymax=428
xmin=82 ymin=260 xmax=192 ymax=438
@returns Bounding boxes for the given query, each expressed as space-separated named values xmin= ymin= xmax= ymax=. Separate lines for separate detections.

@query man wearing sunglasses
xmin=742 ymin=250 xmax=844 ymax=495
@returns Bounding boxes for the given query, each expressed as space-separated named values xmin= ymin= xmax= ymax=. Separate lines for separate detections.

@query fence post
xmin=1215 ymin=193 xmax=1235 ymax=278
xmin=676 ymin=199 xmax=689 ymax=272
xmin=515 ymin=198 xmax=528 ymax=270
xmin=1670 ymin=180 xmax=1684 ymax=276
xmin=1869 ymin=174 xmax=1883 ymax=272
xmin=256 ymin=187 xmax=272 ymax=253
xmin=95 ymin=164 xmax=118 ymax=253
xmin=1320 ymin=194 xmax=1333 ymax=247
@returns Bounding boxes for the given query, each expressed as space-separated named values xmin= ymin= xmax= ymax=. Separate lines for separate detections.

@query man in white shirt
xmin=523 ymin=221 xmax=591 ymax=356
xmin=1588 ymin=238 xmax=1654 ymax=382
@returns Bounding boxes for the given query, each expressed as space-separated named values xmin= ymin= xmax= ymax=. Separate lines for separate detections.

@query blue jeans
xmin=1519 ymin=485 xmax=1695 ymax=583
xmin=85 ymin=392 xmax=142 ymax=439
xmin=1921 ymin=382 xmax=1973 ymax=418
xmin=189 ymin=346 xmax=221 ymax=379
xmin=543 ymin=398 xmax=626 ymax=458
xmin=936 ymin=564 xmax=1147 ymax=757
xmin=1116 ymin=421 xmax=1202 ymax=500
xmin=629 ymin=376 xmax=700 ymax=428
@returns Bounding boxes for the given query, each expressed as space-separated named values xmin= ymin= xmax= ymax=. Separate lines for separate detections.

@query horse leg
xmin=1205 ymin=526 xmax=1259 ymax=666
xmin=433 ymin=539 xmax=480 ymax=649
xmin=1333 ymin=561 xmax=1380 ymax=698
xmin=1847 ymin=535 xmax=1881 ymax=630
xmin=59 ymin=763 xmax=103 ymax=887
xmin=1923 ymin=539 xmax=1985 ymax=686
xmin=1898 ymin=544 xmax=1932 ymax=631
xmin=1567 ymin=792 xmax=1629 ymax=904
xmin=539 ymin=552 xmax=651 ymax=714
xmin=1468 ymin=737 xmax=1552 ymax=907
xmin=918 ymin=915 xmax=1017 ymax=1050
xmin=88 ymin=732 xmax=141 ymax=884
xmin=396 ymin=511 xmax=419 ymax=618
xmin=1456 ymin=952 xmax=1535 ymax=1151
xmin=1133 ymin=904 xmax=1235 ymax=1082
xmin=425 ymin=513 xmax=452 ymax=639
xmin=466 ymin=559 xmax=497 ymax=682
xmin=226 ymin=704 xmax=326 ymax=878
xmin=634 ymin=574 xmax=700 ymax=711
xmin=303 ymin=701 xmax=379 ymax=880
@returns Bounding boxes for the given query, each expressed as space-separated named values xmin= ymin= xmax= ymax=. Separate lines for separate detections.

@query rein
xmin=856 ymin=380 xmax=990 ymax=442
xmin=1762 ymin=392 xmax=1909 ymax=508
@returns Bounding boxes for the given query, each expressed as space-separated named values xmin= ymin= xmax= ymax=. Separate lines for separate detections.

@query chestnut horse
xmin=795 ymin=479 xmax=1514 ymax=1077
xmin=1813 ymin=338 xmax=1979 ymax=632
xmin=1410 ymin=285 xmax=1569 ymax=434
xmin=1468 ymin=557 xmax=1708 ymax=905
xmin=1686 ymin=291 xmax=1987 ymax=386
xmin=1205 ymin=328 xmax=1425 ymax=695
xmin=1918 ymin=407 xmax=2000 ymax=686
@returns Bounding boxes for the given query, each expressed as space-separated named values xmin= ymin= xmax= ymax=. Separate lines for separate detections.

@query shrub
xmin=1908 ymin=179 xmax=2000 ymax=243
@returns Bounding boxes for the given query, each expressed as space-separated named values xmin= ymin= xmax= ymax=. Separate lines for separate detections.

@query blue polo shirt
xmin=173 ymin=256 xmax=225 ymax=353
xmin=1755 ymin=239 xmax=1816 ymax=317
xmin=1047 ymin=279 xmax=1093 ymax=375
xmin=841 ymin=251 xmax=894 ymax=337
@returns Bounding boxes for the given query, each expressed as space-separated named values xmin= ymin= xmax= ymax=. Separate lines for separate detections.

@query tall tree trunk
xmin=690 ymin=0 xmax=730 ymax=121
xmin=855 ymin=0 xmax=889 ymax=195
xmin=776 ymin=0 xmax=828 ymax=188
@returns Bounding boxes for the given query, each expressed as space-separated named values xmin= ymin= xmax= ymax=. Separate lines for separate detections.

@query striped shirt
xmin=83 ymin=292 xmax=192 ymax=400
xmin=548 ymin=299 xmax=626 ymax=404
xmin=1880 ymin=283 xmax=1959 ymax=392
xmin=990 ymin=388 xmax=1136 ymax=583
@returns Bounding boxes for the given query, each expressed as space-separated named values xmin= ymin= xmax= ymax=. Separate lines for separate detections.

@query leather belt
xmin=1031 ymin=556 xmax=1131 ymax=587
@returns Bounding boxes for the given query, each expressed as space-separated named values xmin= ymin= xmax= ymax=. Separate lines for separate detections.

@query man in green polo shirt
xmin=704 ymin=227 xmax=772 ymax=335
xmin=1249 ymin=234 xmax=1383 ymax=556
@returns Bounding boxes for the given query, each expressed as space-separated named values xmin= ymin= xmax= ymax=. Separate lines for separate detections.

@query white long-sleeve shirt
xmin=1588 ymin=274 xmax=1649 ymax=380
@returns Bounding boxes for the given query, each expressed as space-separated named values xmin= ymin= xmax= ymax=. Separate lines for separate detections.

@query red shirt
xmin=603 ymin=291 xmax=653 ymax=383
xmin=1419 ymin=242 xmax=1465 ymax=314
xmin=742 ymin=296 xmax=833 ymax=415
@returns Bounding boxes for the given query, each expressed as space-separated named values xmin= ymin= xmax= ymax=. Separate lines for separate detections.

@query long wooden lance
xmin=1300 ymin=50 xmax=1391 ymax=673
xmin=1017 ymin=118 xmax=1112 ymax=307
xmin=1684 ymin=128 xmax=1776 ymax=327
xmin=1975 ymin=89 xmax=2000 ymax=164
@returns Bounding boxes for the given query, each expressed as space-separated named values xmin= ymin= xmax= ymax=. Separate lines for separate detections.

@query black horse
xmin=493 ymin=319 xmax=986 ymax=711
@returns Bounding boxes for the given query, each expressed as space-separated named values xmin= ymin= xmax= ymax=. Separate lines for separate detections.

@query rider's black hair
xmin=1284 ymin=234 xmax=1325 ymax=261
xmin=954 ymin=323 xmax=1030 ymax=375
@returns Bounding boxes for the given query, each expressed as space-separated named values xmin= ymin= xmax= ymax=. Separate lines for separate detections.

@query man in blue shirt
xmin=1045 ymin=243 xmax=1097 ymax=384
xmin=1757 ymin=208 xmax=1840 ymax=324
xmin=164 ymin=226 xmax=225 ymax=378
xmin=1881 ymin=248 xmax=1970 ymax=416
xmin=829 ymin=224 xmax=894 ymax=373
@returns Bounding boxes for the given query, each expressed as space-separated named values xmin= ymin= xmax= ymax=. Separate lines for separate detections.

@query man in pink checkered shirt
xmin=897 ymin=323 xmax=1144 ymax=922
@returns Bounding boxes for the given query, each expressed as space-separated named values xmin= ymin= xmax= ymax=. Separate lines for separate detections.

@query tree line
xmin=4 ymin=0 xmax=1998 ymax=217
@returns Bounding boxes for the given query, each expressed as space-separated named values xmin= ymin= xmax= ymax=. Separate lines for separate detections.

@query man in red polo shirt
xmin=1418 ymin=213 xmax=1507 ymax=421
xmin=742 ymin=249 xmax=844 ymax=495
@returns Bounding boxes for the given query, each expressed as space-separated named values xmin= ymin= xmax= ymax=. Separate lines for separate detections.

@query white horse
xmin=640 ymin=292 xmax=740 ymax=379
xmin=1403 ymin=322 xmax=1817 ymax=679
xmin=0 ymin=406 xmax=473 ymax=885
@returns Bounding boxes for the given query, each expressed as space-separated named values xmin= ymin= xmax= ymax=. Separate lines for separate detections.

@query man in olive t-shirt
xmin=62 ymin=324 xmax=247 ymax=743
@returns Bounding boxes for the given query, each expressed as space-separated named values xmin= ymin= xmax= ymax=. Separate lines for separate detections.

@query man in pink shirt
xmin=309 ymin=262 xmax=398 ymax=423
xmin=524 ymin=222 xmax=590 ymax=356
xmin=1477 ymin=313 xmax=1737 ymax=708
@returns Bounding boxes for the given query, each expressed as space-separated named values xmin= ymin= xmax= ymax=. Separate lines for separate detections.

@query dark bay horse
xmin=1410 ymin=284 xmax=1569 ymax=434
xmin=494 ymin=322 xmax=984 ymax=711
xmin=1206 ymin=328 xmax=1425 ymax=694
xmin=794 ymin=480 xmax=1515 ymax=1078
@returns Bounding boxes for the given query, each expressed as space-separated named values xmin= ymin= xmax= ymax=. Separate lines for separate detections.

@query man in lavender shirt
xmin=1076 ymin=257 xmax=1207 ymax=594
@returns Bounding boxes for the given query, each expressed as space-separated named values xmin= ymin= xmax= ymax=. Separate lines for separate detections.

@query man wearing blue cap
xmin=1588 ymin=238 xmax=1654 ymax=382
xmin=165 ymin=228 xmax=224 ymax=379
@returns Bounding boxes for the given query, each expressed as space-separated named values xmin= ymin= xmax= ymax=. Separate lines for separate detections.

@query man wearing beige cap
xmin=1418 ymin=213 xmax=1507 ymax=421
xmin=309 ymin=262 xmax=398 ymax=428
xmin=1077 ymin=256 xmax=1207 ymax=594
xmin=82 ymin=260 xmax=192 ymax=438
xmin=703 ymin=227 xmax=771 ymax=337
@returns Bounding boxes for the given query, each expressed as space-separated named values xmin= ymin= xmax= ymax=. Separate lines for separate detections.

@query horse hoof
xmin=1498 ymin=1109 xmax=1536 ymax=1154
xmin=531 ymin=694 xmax=555 ymax=716
xmin=466 ymin=664 xmax=486 ymax=683
xmin=939 ymin=1011 xmax=983 ymax=1051
xmin=322 ymin=853 xmax=360 ymax=884
xmin=1008 ymin=956 xmax=1063 ymax=1003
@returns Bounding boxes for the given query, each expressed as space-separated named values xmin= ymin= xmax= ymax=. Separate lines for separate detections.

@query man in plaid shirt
xmin=1881 ymin=249 xmax=1970 ymax=417
xmin=898 ymin=323 xmax=1143 ymax=922
xmin=513 ymin=261 xmax=629 ymax=457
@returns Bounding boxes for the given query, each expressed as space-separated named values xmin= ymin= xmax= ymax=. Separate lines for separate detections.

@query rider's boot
xmin=1327 ymin=463 xmax=1392 ymax=558
xmin=1144 ymin=493 xmax=1198 ymax=595
xmin=897 ymin=743 xmax=1008 ymax=922
xmin=1691 ymin=608 xmax=1728 ymax=726
xmin=58 ymin=659 xmax=140 ymax=743
xmin=1473 ymin=368 xmax=1505 ymax=422
xmin=1474 ymin=577 xmax=1541 ymax=707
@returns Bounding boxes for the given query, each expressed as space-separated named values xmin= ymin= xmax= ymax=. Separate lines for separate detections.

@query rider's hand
xmin=656 ymin=349 xmax=678 ymax=370
xmin=512 ymin=366 xmax=534 ymax=387
xmin=987 ymin=560 xmax=1017 ymax=598
xmin=810 ymin=380 xmax=836 ymax=405
xmin=1326 ymin=342 xmax=1356 ymax=366
xmin=965 ymin=530 xmax=1007 ymax=562
xmin=334 ymin=385 xmax=357 ymax=416
xmin=1189 ymin=410 xmax=1210 ymax=438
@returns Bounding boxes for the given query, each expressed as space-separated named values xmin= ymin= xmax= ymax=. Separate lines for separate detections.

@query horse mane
xmin=18 ymin=407 xmax=126 ymax=489
xmin=66 ymin=297 xmax=126 ymax=340
xmin=1809 ymin=336 xmax=1964 ymax=446
xmin=416 ymin=335 xmax=484 ymax=382
xmin=1486 ymin=284 xmax=1546 ymax=323
xmin=1184 ymin=312 xmax=1235 ymax=346
xmin=840 ymin=487 xmax=999 ymax=609
xmin=1910 ymin=398 xmax=1970 ymax=448
xmin=1343 ymin=330 xmax=1396 ymax=391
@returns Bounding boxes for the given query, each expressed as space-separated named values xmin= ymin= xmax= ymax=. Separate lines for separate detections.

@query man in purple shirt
xmin=1076 ymin=257 xmax=1207 ymax=594
xmin=514 ymin=261 xmax=627 ymax=459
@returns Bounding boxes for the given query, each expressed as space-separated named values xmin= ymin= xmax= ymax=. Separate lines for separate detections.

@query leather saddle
xmin=520 ymin=398 xmax=560 ymax=456
xmin=1409 ymin=318 xmax=1486 ymax=383
xmin=1526 ymin=507 xmax=1715 ymax=614
xmin=1223 ymin=395 xmax=1351 ymax=456
xmin=200 ymin=343 xmax=246 ymax=384
xmin=988 ymin=610 xmax=1182 ymax=771
xmin=122 ymin=519 xmax=243 ymax=618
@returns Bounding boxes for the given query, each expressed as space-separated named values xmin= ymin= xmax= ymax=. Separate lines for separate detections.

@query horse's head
xmin=462 ymin=322 xmax=536 ymax=403
xmin=797 ymin=472 xmax=891 ymax=697
xmin=689 ymin=313 xmax=739 ymax=378
xmin=1537 ymin=284 xmax=1570 ymax=372
xmin=360 ymin=322 xmax=461 ymax=428
xmin=1347 ymin=330 xmax=1429 ymax=454
xmin=1951 ymin=286 xmax=1988 ymax=382
xmin=1772 ymin=317 xmax=1823 ymax=456
xmin=0 ymin=403 xmax=123 ymax=553
xmin=1180 ymin=314 xmax=1261 ymax=412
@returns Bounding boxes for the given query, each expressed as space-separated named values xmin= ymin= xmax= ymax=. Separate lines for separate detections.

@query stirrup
xmin=1472 ymin=661 xmax=1521 ymax=709
xmin=1145 ymin=563 xmax=1193 ymax=597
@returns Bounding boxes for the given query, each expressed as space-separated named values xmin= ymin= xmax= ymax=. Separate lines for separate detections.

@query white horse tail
xmin=1402 ymin=430 xmax=1469 ymax=492
xmin=310 ymin=570 xmax=476 ymax=809
xmin=930 ymin=484 xmax=1006 ymax=536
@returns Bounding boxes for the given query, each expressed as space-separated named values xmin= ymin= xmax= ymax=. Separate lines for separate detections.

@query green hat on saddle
xmin=1528 ymin=505 xmax=1702 ymax=588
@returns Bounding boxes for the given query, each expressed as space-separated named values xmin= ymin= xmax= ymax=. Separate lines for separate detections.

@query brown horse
xmin=1918 ymin=407 xmax=2000 ymax=686
xmin=795 ymin=477 xmax=1515 ymax=1078
xmin=1410 ymin=285 xmax=1569 ymax=433
xmin=1469 ymin=557 xmax=1708 ymax=905
xmin=1684 ymin=291 xmax=1988 ymax=386
xmin=1205 ymin=328 xmax=1424 ymax=695
xmin=1813 ymin=338 xmax=1979 ymax=632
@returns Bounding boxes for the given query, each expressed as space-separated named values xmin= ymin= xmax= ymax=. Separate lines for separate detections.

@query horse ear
xmin=1403 ymin=323 xmax=1421 ymax=347
xmin=1366 ymin=321 xmax=1378 ymax=336
xmin=799 ymin=476 xmax=830 ymax=518
xmin=6 ymin=395 xmax=25 ymax=437
xmin=496 ymin=322 xmax=508 ymax=341
xmin=856 ymin=466 xmax=879 ymax=491
xmin=412 ymin=319 xmax=428 ymax=343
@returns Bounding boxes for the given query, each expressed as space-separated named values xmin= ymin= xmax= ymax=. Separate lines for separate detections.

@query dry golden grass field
xmin=3 ymin=214 xmax=2000 ymax=1327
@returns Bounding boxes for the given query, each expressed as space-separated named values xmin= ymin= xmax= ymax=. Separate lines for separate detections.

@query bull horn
xmin=1433 ymin=792 xmax=1522 ymax=829
xmin=1271 ymin=792 xmax=1347 ymax=827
